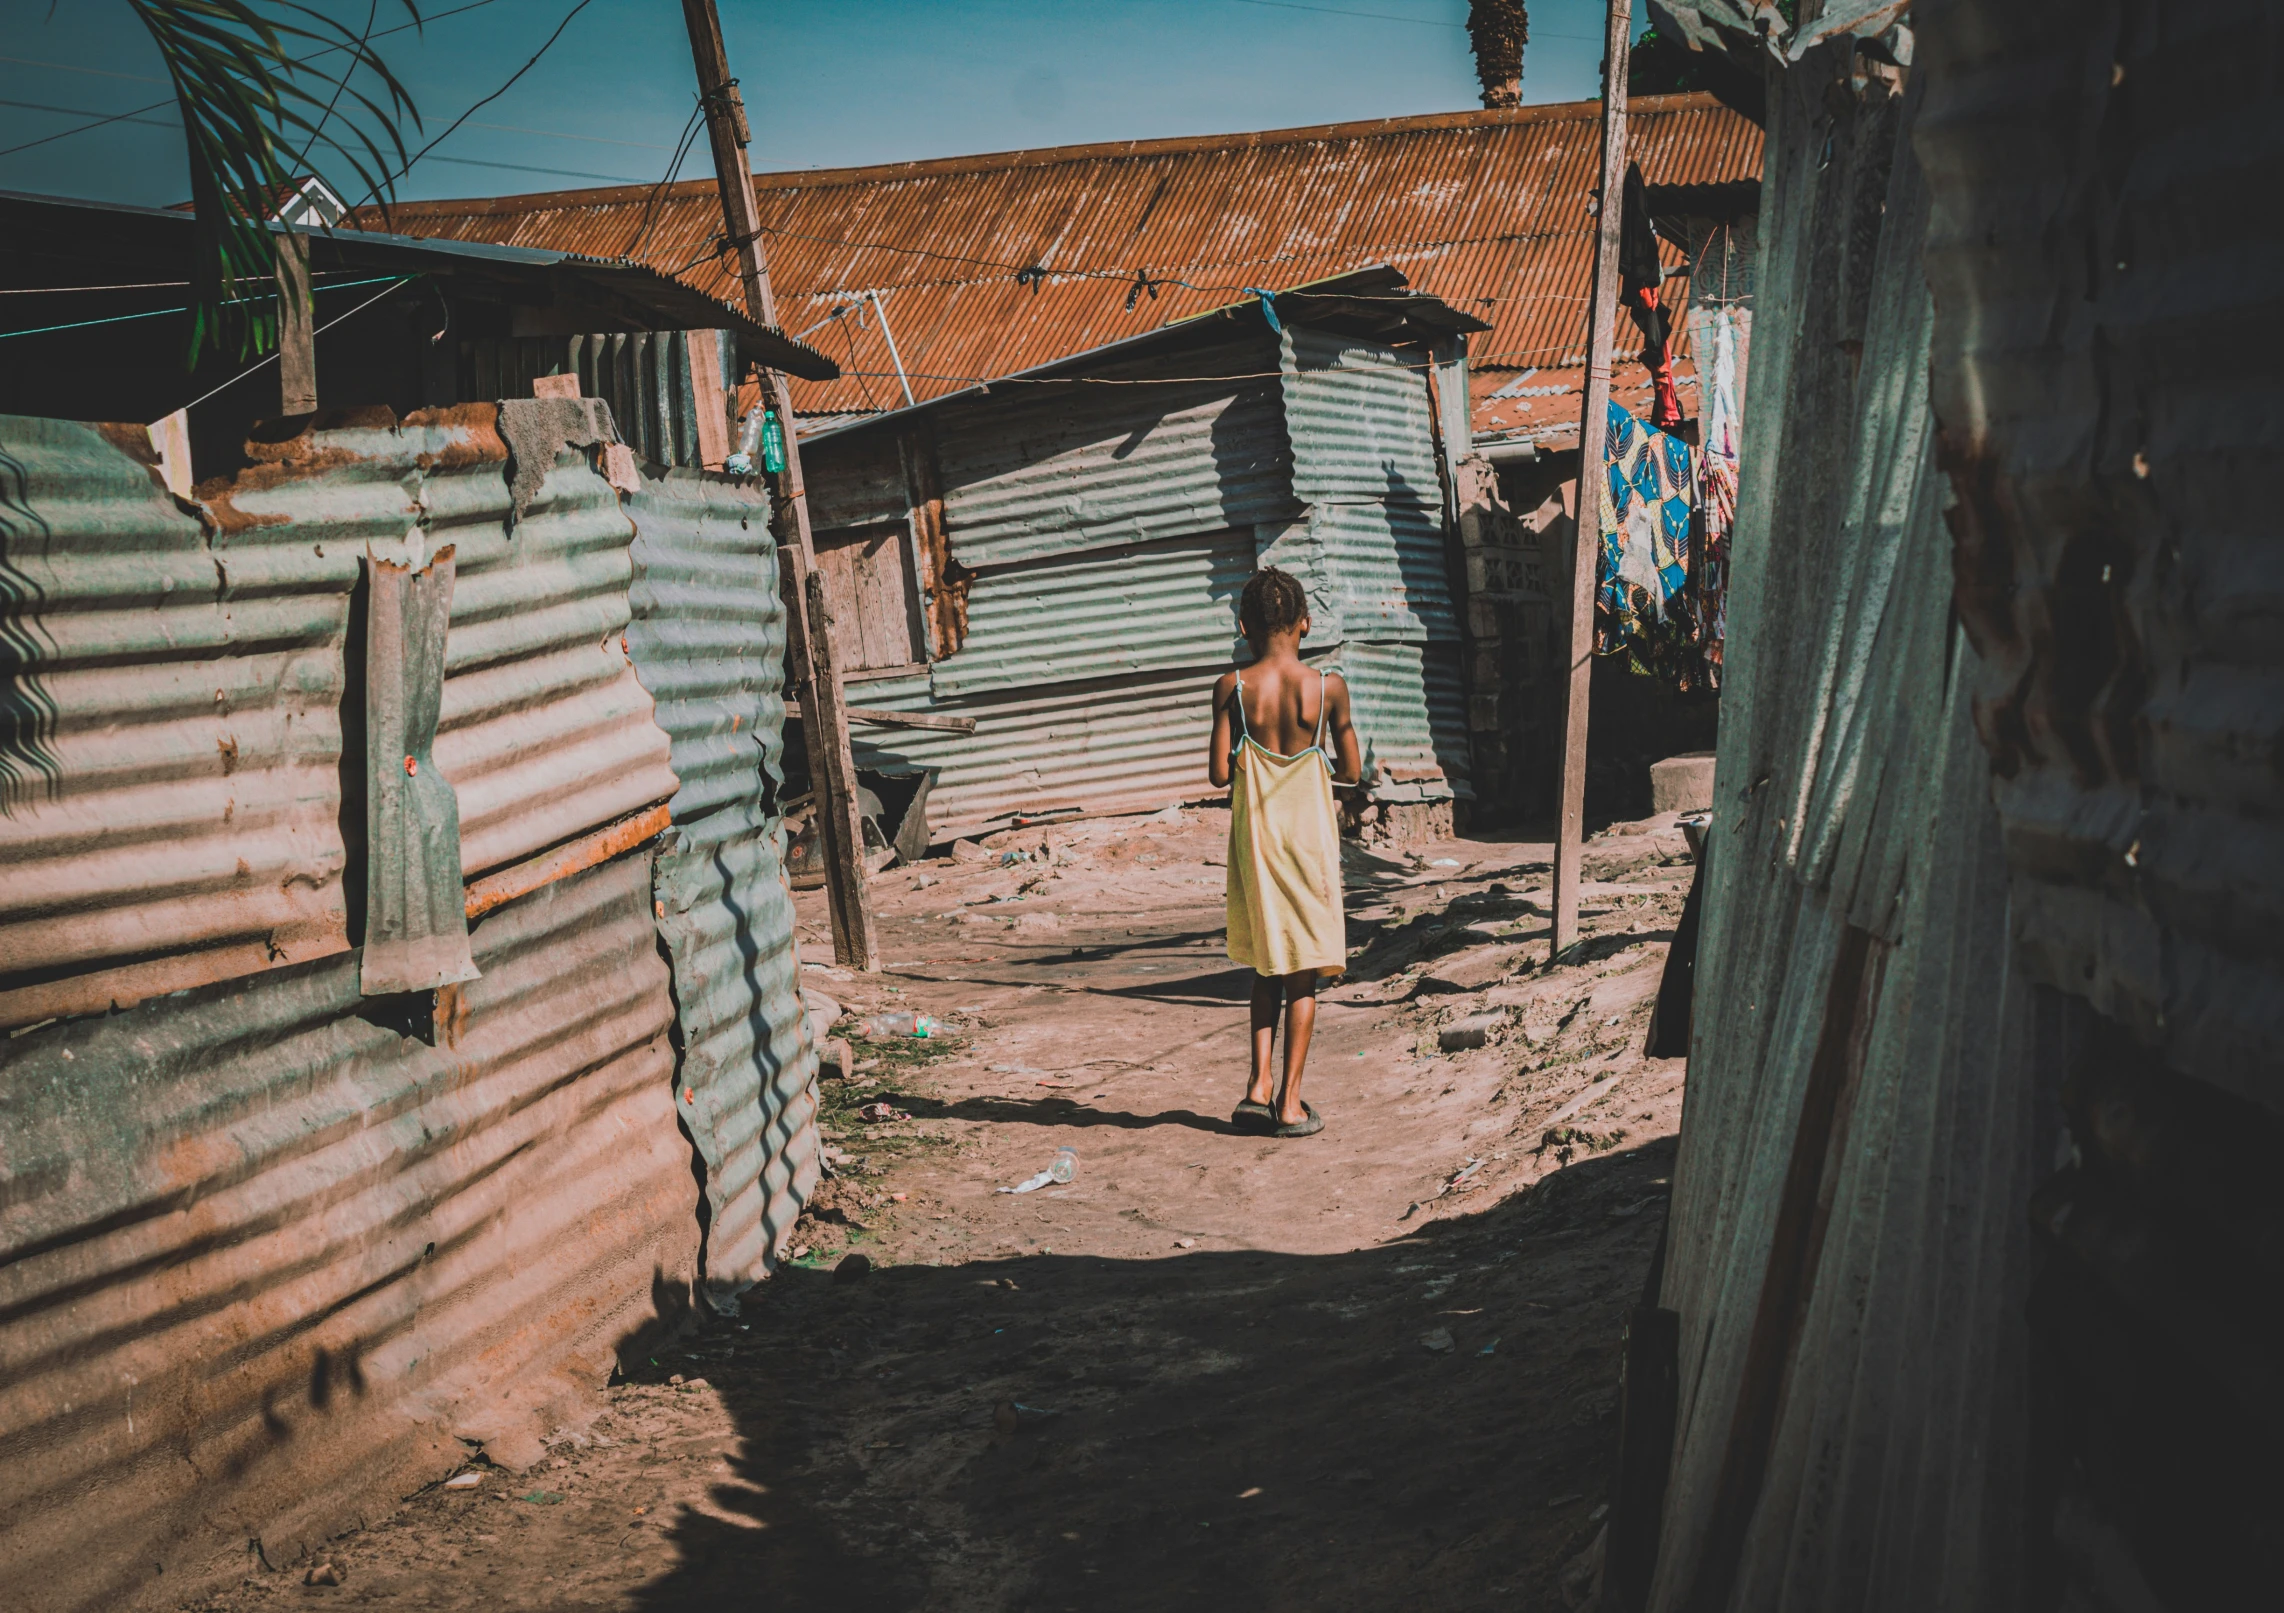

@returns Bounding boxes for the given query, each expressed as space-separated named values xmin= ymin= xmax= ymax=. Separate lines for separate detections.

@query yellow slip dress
xmin=1225 ymin=668 xmax=1347 ymax=978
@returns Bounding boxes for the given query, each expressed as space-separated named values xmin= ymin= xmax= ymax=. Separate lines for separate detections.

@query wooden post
xmin=1551 ymin=0 xmax=1632 ymax=963
xmin=681 ymin=0 xmax=879 ymax=971
xmin=276 ymin=229 xmax=317 ymax=415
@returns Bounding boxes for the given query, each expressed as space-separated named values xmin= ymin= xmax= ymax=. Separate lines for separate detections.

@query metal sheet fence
xmin=0 ymin=417 xmax=357 ymax=1027
xmin=1645 ymin=54 xmax=2041 ymax=1613
xmin=0 ymin=409 xmax=816 ymax=1609
xmin=624 ymin=467 xmax=816 ymax=1299
xmin=0 ymin=852 xmax=694 ymax=1613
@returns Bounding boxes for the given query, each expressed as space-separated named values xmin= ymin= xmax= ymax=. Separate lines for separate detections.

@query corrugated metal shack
xmin=786 ymin=269 xmax=1488 ymax=841
xmin=1612 ymin=3 xmax=2282 ymax=1610
xmin=0 ymin=398 xmax=814 ymax=1611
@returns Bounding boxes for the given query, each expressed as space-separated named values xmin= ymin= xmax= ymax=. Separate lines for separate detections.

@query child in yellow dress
xmin=1208 ymin=568 xmax=1364 ymax=1137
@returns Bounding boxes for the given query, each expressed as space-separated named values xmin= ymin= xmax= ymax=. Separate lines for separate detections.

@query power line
xmin=353 ymin=0 xmax=598 ymax=206
xmin=174 ymin=274 xmax=421 ymax=414
xmin=0 ymin=0 xmax=506 ymax=162
xmin=0 ymin=273 xmax=405 ymax=342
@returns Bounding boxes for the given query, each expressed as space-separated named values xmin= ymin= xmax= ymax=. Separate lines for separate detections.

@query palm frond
xmin=129 ymin=0 xmax=421 ymax=363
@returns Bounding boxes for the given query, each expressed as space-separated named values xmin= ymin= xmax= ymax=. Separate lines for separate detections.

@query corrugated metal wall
xmin=0 ymin=419 xmax=356 ymax=1026
xmin=1644 ymin=39 xmax=2043 ymax=1613
xmin=1275 ymin=325 xmax=1468 ymax=797
xmin=416 ymin=421 xmax=680 ymax=877
xmin=849 ymin=666 xmax=1221 ymax=841
xmin=1912 ymin=3 xmax=2284 ymax=1605
xmin=624 ymin=467 xmax=816 ymax=1302
xmin=930 ymin=339 xmax=1295 ymax=568
xmin=0 ymin=408 xmax=816 ymax=1610
xmin=461 ymin=331 xmax=734 ymax=470
xmin=929 ymin=528 xmax=1253 ymax=699
xmin=0 ymin=851 xmax=692 ymax=1613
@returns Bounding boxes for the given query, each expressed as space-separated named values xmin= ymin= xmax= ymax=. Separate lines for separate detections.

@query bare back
xmin=1207 ymin=639 xmax=1362 ymax=789
xmin=1234 ymin=657 xmax=1331 ymax=756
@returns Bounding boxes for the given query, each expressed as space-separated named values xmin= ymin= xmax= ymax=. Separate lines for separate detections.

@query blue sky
xmin=0 ymin=1 xmax=1646 ymax=207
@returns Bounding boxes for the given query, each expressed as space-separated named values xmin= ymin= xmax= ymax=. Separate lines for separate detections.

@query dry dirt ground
xmin=186 ymin=806 xmax=1698 ymax=1613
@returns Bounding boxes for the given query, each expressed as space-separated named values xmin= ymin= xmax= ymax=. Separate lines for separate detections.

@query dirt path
xmin=185 ymin=808 xmax=1696 ymax=1613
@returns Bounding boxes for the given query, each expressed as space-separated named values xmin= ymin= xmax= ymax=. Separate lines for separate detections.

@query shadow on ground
xmin=616 ymin=1137 xmax=1675 ymax=1613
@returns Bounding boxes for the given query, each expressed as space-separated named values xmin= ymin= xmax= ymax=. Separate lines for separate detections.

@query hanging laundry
xmin=1596 ymin=398 xmax=1695 ymax=661
xmin=1689 ymin=307 xmax=1742 ymax=688
xmin=1619 ymin=163 xmax=1683 ymax=431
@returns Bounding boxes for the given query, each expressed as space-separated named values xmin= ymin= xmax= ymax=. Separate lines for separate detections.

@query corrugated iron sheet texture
xmin=0 ymin=851 xmax=696 ymax=1613
xmin=0 ymin=418 xmax=356 ymax=1026
xmin=848 ymin=666 xmax=1217 ymax=841
xmin=1649 ymin=63 xmax=2041 ymax=1612
xmin=1919 ymin=1 xmax=2284 ymax=1099
xmin=367 ymin=94 xmax=1761 ymax=437
xmin=928 ymin=339 xmax=1294 ymax=569
xmin=462 ymin=331 xmax=736 ymax=471
xmin=1322 ymin=639 xmax=1470 ymax=798
xmin=409 ymin=411 xmax=680 ymax=875
xmin=1280 ymin=325 xmax=1443 ymax=508
xmin=623 ymin=467 xmax=816 ymax=1298
xmin=928 ymin=528 xmax=1252 ymax=699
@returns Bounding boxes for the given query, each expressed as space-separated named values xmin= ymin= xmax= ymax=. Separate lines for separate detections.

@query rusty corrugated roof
xmin=363 ymin=94 xmax=1761 ymax=433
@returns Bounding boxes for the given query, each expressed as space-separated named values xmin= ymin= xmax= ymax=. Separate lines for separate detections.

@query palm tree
xmin=1467 ymin=0 xmax=1529 ymax=109
xmin=131 ymin=1 xmax=421 ymax=361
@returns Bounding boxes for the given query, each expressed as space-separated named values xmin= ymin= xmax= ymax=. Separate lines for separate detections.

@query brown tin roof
xmin=367 ymin=92 xmax=1761 ymax=440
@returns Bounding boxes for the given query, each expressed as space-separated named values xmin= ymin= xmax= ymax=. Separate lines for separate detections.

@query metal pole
xmin=868 ymin=290 xmax=916 ymax=409
xmin=1551 ymin=0 xmax=1632 ymax=963
xmin=681 ymin=0 xmax=880 ymax=971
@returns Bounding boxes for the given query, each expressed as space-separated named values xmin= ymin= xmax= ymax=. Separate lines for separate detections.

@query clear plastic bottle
xmin=725 ymin=407 xmax=764 ymax=474
xmin=1049 ymin=1146 xmax=1077 ymax=1184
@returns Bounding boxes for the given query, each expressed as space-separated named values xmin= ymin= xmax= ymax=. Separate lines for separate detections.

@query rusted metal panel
xmin=929 ymin=339 xmax=1295 ymax=569
xmin=361 ymin=550 xmax=480 ymax=996
xmin=460 ymin=330 xmax=739 ymax=471
xmin=622 ymin=466 xmax=816 ymax=1300
xmin=0 ymin=417 xmax=358 ymax=1028
xmin=413 ymin=405 xmax=681 ymax=876
xmin=0 ymin=851 xmax=695 ymax=1613
xmin=371 ymin=94 xmax=1761 ymax=438
xmin=1919 ymin=1 xmax=2284 ymax=1102
xmin=928 ymin=528 xmax=1253 ymax=699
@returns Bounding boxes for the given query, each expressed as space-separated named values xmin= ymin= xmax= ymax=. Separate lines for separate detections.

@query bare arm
xmin=1324 ymin=672 xmax=1363 ymax=785
xmin=1207 ymin=670 xmax=1238 ymax=789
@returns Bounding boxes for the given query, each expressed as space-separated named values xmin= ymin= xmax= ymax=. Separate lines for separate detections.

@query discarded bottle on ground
xmin=1049 ymin=1147 xmax=1077 ymax=1184
xmin=862 ymin=1010 xmax=940 ymax=1040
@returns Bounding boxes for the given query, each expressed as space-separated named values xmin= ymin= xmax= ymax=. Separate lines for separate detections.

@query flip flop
xmin=1232 ymin=1099 xmax=1275 ymax=1131
xmin=1274 ymin=1102 xmax=1325 ymax=1139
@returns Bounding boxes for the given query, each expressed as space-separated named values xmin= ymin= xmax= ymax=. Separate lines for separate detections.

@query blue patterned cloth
xmin=1596 ymin=400 xmax=1696 ymax=655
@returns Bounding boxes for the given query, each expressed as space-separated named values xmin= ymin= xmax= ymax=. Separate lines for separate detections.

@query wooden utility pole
xmin=1552 ymin=0 xmax=1632 ymax=962
xmin=681 ymin=0 xmax=879 ymax=971
xmin=276 ymin=229 xmax=317 ymax=414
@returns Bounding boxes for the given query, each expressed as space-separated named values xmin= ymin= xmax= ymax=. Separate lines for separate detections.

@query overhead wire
xmin=352 ymin=0 xmax=599 ymax=208
xmin=0 ymin=0 xmax=508 ymax=162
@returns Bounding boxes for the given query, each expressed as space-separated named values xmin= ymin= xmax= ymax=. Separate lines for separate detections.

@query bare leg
xmin=1274 ymin=970 xmax=1318 ymax=1125
xmin=1248 ymin=974 xmax=1282 ymax=1108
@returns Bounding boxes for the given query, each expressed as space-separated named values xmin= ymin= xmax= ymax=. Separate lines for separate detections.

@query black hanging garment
xmin=1619 ymin=162 xmax=1683 ymax=430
